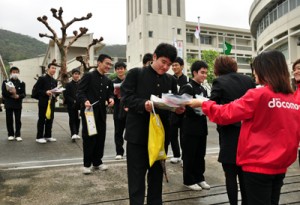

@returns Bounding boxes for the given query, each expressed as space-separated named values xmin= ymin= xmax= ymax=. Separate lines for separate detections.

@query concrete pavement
xmin=0 ymin=102 xmax=299 ymax=205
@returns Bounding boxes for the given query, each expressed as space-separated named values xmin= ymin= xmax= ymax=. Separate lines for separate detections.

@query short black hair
xmin=115 ymin=61 xmax=127 ymax=69
xmin=173 ymin=57 xmax=184 ymax=66
xmin=154 ymin=43 xmax=177 ymax=63
xmin=9 ymin=66 xmax=20 ymax=73
xmin=47 ymin=63 xmax=57 ymax=69
xmin=97 ymin=54 xmax=112 ymax=62
xmin=142 ymin=53 xmax=153 ymax=65
xmin=191 ymin=60 xmax=208 ymax=77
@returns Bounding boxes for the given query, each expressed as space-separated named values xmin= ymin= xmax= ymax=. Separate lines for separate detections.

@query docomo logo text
xmin=268 ymin=98 xmax=300 ymax=110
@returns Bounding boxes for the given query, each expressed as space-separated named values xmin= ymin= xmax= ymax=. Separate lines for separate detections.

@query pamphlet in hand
xmin=5 ymin=81 xmax=15 ymax=92
xmin=162 ymin=93 xmax=193 ymax=106
xmin=150 ymin=93 xmax=192 ymax=112
xmin=194 ymin=94 xmax=209 ymax=116
xmin=50 ymin=87 xmax=65 ymax=94
xmin=113 ymin=83 xmax=122 ymax=88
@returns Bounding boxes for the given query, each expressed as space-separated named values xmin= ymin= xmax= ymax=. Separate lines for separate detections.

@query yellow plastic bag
xmin=45 ymin=99 xmax=51 ymax=120
xmin=148 ymin=104 xmax=167 ymax=167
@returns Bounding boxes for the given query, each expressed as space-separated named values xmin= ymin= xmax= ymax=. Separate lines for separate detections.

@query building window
xmin=140 ymin=54 xmax=142 ymax=62
xmin=131 ymin=0 xmax=133 ymax=21
xmin=186 ymin=33 xmax=194 ymax=43
xmin=149 ymin=31 xmax=153 ymax=38
xmin=158 ymin=0 xmax=162 ymax=14
xmin=177 ymin=28 xmax=181 ymax=35
xmin=176 ymin=0 xmax=180 ymax=17
xmin=200 ymin=36 xmax=212 ymax=45
xmin=148 ymin=0 xmax=152 ymax=13
xmin=135 ymin=0 xmax=137 ymax=18
xmin=128 ymin=35 xmax=130 ymax=42
xmin=139 ymin=0 xmax=141 ymax=14
xmin=167 ymin=0 xmax=171 ymax=15
xmin=128 ymin=56 xmax=130 ymax=63
xmin=127 ymin=0 xmax=129 ymax=25
xmin=139 ymin=32 xmax=142 ymax=39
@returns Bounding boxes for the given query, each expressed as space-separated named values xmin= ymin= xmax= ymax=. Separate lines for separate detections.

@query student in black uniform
xmin=1 ymin=66 xmax=26 ymax=142
xmin=169 ymin=57 xmax=189 ymax=164
xmin=112 ymin=62 xmax=127 ymax=160
xmin=210 ymin=56 xmax=255 ymax=205
xmin=180 ymin=60 xmax=210 ymax=191
xmin=77 ymin=54 xmax=114 ymax=175
xmin=142 ymin=53 xmax=153 ymax=67
xmin=35 ymin=63 xmax=58 ymax=144
xmin=121 ymin=43 xmax=185 ymax=205
xmin=63 ymin=68 xmax=81 ymax=142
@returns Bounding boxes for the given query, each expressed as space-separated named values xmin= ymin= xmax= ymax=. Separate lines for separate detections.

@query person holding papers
xmin=179 ymin=60 xmax=210 ymax=191
xmin=63 ymin=67 xmax=81 ymax=142
xmin=77 ymin=54 xmax=114 ymax=175
xmin=35 ymin=63 xmax=58 ymax=144
xmin=112 ymin=61 xmax=127 ymax=160
xmin=1 ymin=66 xmax=26 ymax=142
xmin=169 ymin=57 xmax=189 ymax=164
xmin=121 ymin=43 xmax=184 ymax=204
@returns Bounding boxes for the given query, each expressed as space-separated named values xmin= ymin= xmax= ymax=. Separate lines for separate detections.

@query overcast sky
xmin=0 ymin=0 xmax=253 ymax=45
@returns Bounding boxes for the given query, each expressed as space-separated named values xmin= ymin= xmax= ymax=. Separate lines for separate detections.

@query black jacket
xmin=179 ymin=80 xmax=208 ymax=137
xmin=1 ymin=78 xmax=26 ymax=109
xmin=35 ymin=74 xmax=58 ymax=106
xmin=77 ymin=70 xmax=114 ymax=121
xmin=121 ymin=66 xmax=177 ymax=145
xmin=63 ymin=80 xmax=80 ymax=108
xmin=210 ymin=72 xmax=256 ymax=163
xmin=112 ymin=77 xmax=126 ymax=120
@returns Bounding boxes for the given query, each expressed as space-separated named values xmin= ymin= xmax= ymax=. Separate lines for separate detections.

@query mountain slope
xmin=0 ymin=29 xmax=48 ymax=66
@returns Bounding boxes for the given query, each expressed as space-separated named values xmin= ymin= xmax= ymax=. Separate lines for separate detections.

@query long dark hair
xmin=252 ymin=50 xmax=293 ymax=94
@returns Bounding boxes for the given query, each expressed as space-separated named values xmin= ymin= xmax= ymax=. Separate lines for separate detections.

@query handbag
xmin=45 ymin=98 xmax=52 ymax=120
xmin=148 ymin=102 xmax=167 ymax=167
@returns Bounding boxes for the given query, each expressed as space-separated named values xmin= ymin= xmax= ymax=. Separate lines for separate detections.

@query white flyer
xmin=84 ymin=107 xmax=97 ymax=136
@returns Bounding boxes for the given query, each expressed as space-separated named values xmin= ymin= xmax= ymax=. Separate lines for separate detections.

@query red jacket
xmin=202 ymin=86 xmax=300 ymax=175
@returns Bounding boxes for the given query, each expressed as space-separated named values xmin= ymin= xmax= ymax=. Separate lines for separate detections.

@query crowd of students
xmin=1 ymin=44 xmax=300 ymax=205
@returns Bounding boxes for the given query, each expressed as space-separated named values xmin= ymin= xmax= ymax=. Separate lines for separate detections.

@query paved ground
xmin=0 ymin=102 xmax=299 ymax=205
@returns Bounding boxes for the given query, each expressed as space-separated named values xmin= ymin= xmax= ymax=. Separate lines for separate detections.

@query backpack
xmin=31 ymin=78 xmax=40 ymax=99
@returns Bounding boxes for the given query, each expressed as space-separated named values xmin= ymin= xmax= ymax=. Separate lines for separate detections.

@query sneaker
xmin=45 ymin=137 xmax=57 ymax=142
xmin=198 ymin=181 xmax=210 ymax=190
xmin=71 ymin=134 xmax=77 ymax=140
xmin=83 ymin=167 xmax=91 ymax=175
xmin=115 ymin=155 xmax=123 ymax=160
xmin=99 ymin=164 xmax=108 ymax=171
xmin=36 ymin=138 xmax=47 ymax=144
xmin=16 ymin=137 xmax=22 ymax=142
xmin=185 ymin=184 xmax=202 ymax=191
xmin=75 ymin=135 xmax=81 ymax=139
xmin=170 ymin=157 xmax=181 ymax=164
xmin=8 ymin=136 xmax=15 ymax=141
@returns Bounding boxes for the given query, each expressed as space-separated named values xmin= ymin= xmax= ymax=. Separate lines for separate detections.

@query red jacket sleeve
xmin=202 ymin=89 xmax=257 ymax=125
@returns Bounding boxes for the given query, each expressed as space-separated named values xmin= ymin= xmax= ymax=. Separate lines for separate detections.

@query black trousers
xmin=5 ymin=108 xmax=22 ymax=137
xmin=222 ymin=163 xmax=247 ymax=205
xmin=182 ymin=134 xmax=207 ymax=185
xmin=67 ymin=105 xmax=80 ymax=136
xmin=243 ymin=171 xmax=285 ymax=205
xmin=169 ymin=125 xmax=183 ymax=158
xmin=113 ymin=117 xmax=126 ymax=156
xmin=81 ymin=110 xmax=106 ymax=168
xmin=126 ymin=142 xmax=163 ymax=205
xmin=37 ymin=102 xmax=55 ymax=139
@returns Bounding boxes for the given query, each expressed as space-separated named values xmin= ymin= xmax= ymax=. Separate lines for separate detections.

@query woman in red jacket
xmin=292 ymin=58 xmax=300 ymax=166
xmin=187 ymin=50 xmax=300 ymax=205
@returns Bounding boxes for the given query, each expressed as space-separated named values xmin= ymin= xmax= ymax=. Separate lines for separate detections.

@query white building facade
xmin=249 ymin=0 xmax=300 ymax=68
xmin=126 ymin=0 xmax=256 ymax=74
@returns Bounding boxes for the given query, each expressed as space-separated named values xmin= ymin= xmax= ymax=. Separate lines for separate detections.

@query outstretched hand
xmin=184 ymin=99 xmax=204 ymax=108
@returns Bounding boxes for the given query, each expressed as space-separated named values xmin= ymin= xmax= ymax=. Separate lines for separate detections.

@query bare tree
xmin=76 ymin=37 xmax=104 ymax=72
xmin=37 ymin=7 xmax=92 ymax=84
